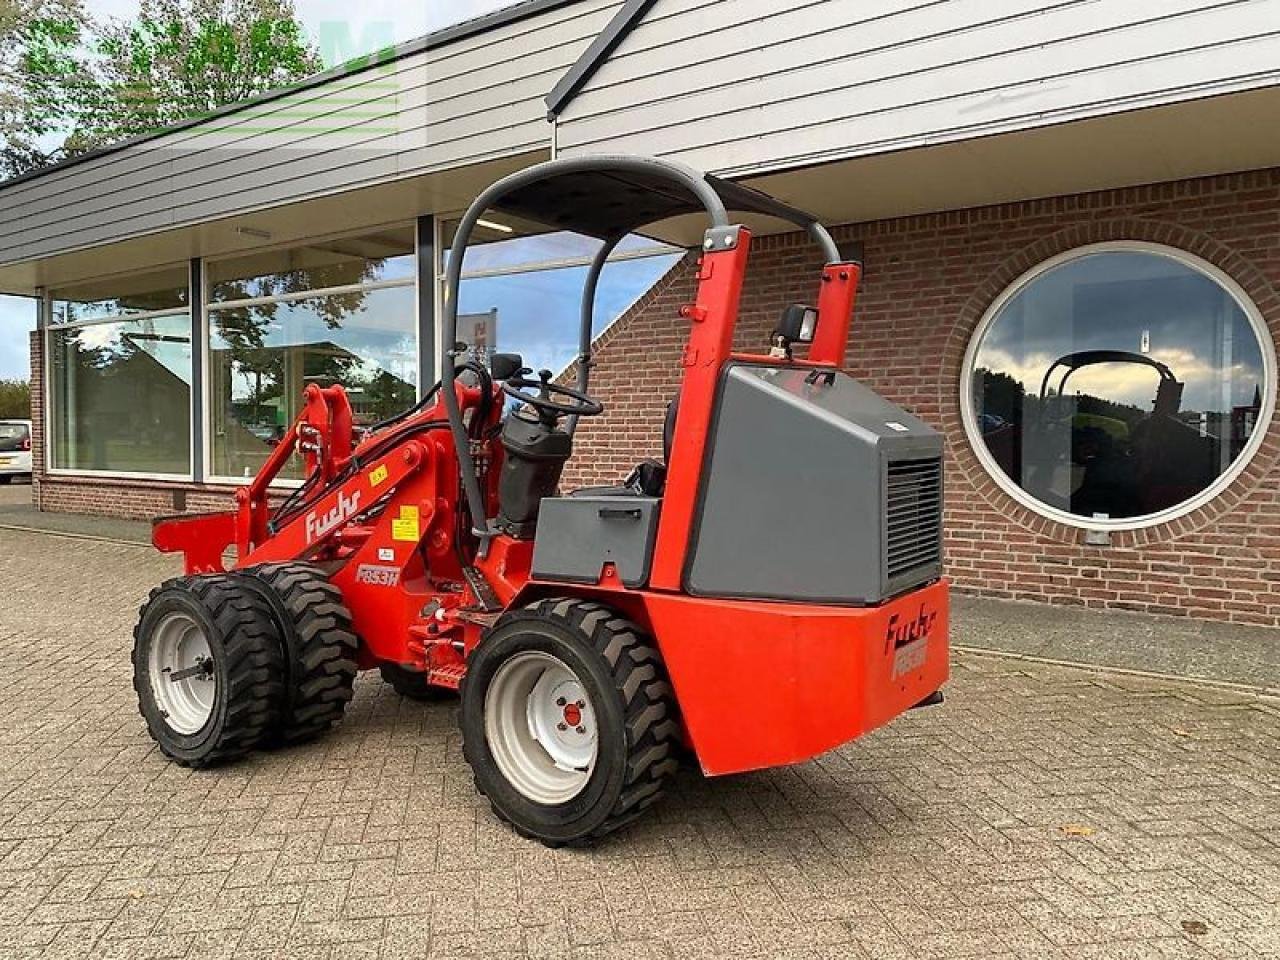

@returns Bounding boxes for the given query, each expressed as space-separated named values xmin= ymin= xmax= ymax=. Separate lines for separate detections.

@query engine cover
xmin=685 ymin=362 xmax=943 ymax=605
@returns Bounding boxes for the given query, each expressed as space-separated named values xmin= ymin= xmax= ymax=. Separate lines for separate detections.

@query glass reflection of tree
xmin=58 ymin=324 xmax=188 ymax=472
xmin=61 ymin=326 xmax=116 ymax=469
xmin=65 ymin=324 xmax=133 ymax=371
xmin=58 ymin=280 xmax=188 ymax=324
xmin=357 ymin=368 xmax=417 ymax=422
xmin=214 ymin=260 xmax=378 ymax=426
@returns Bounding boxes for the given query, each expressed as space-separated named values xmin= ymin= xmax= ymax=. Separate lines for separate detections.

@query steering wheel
xmin=502 ymin=369 xmax=604 ymax=422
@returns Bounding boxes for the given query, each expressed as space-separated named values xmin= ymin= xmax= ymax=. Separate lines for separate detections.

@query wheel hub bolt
xmin=576 ymin=726 xmax=586 ymax=735
xmin=557 ymin=722 xmax=568 ymax=732
xmin=556 ymin=697 xmax=566 ymax=706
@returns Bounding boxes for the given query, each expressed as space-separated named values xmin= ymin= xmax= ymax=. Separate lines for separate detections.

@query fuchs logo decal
xmin=355 ymin=564 xmax=400 ymax=587
xmin=885 ymin=605 xmax=938 ymax=652
xmin=885 ymin=605 xmax=937 ymax=678
xmin=304 ymin=489 xmax=361 ymax=544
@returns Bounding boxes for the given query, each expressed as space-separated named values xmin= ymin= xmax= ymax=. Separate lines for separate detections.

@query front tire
xmin=132 ymin=576 xmax=285 ymax=767
xmin=460 ymin=598 xmax=680 ymax=846
xmin=235 ymin=563 xmax=359 ymax=744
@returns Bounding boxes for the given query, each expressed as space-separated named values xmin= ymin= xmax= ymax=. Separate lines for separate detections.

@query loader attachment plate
xmin=152 ymin=511 xmax=237 ymax=575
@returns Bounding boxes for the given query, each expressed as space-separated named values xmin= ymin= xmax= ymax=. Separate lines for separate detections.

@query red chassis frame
xmin=155 ymin=227 xmax=949 ymax=777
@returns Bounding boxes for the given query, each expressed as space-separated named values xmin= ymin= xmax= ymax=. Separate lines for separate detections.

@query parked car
xmin=0 ymin=420 xmax=32 ymax=483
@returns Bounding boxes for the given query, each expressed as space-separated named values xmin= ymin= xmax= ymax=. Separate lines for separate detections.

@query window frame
xmin=43 ymin=264 xmax=196 ymax=482
xmin=960 ymin=240 xmax=1277 ymax=532
xmin=201 ymin=224 xmax=419 ymax=487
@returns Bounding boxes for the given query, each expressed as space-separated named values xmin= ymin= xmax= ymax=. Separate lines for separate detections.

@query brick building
xmin=2 ymin=0 xmax=1279 ymax=625
xmin=566 ymin=172 xmax=1280 ymax=624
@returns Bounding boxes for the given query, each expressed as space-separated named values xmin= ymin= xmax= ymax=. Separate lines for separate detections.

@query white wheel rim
xmin=484 ymin=651 xmax=598 ymax=805
xmin=148 ymin=611 xmax=216 ymax=735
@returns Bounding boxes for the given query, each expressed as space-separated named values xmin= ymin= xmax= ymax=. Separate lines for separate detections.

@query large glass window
xmin=206 ymin=228 xmax=417 ymax=481
xmin=49 ymin=266 xmax=192 ymax=475
xmin=965 ymin=244 xmax=1273 ymax=528
xmin=444 ymin=220 xmax=683 ymax=373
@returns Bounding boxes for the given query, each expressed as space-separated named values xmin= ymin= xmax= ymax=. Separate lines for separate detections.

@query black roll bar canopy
xmin=440 ymin=154 xmax=844 ymax=540
xmin=1039 ymin=349 xmax=1177 ymax=403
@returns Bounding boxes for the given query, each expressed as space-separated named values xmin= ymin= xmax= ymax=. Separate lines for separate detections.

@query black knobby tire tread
xmin=239 ymin=563 xmax=358 ymax=744
xmin=463 ymin=597 xmax=681 ymax=844
xmin=132 ymin=575 xmax=286 ymax=768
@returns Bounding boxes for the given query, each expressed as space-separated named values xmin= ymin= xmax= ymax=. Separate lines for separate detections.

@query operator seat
xmin=571 ymin=393 xmax=679 ymax=499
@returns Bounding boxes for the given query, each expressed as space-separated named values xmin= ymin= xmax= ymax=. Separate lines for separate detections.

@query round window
xmin=963 ymin=243 xmax=1274 ymax=530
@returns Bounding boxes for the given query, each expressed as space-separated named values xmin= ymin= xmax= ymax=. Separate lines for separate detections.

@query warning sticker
xmin=368 ymin=464 xmax=389 ymax=488
xmin=391 ymin=505 xmax=420 ymax=542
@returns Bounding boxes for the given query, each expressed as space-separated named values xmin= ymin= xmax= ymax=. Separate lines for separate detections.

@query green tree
xmin=0 ymin=378 xmax=31 ymax=418
xmin=976 ymin=367 xmax=1026 ymax=424
xmin=0 ymin=0 xmax=87 ymax=175
xmin=4 ymin=0 xmax=321 ymax=178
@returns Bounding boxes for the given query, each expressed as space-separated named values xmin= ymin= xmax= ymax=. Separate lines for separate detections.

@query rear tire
xmin=380 ymin=663 xmax=456 ymax=701
xmin=236 ymin=563 xmax=359 ymax=744
xmin=132 ymin=575 xmax=285 ymax=767
xmin=460 ymin=598 xmax=681 ymax=846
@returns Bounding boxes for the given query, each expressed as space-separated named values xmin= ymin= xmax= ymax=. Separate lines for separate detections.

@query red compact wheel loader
xmin=134 ymin=156 xmax=949 ymax=845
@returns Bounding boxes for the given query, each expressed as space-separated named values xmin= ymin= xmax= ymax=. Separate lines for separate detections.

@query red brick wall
xmin=567 ymin=169 xmax=1280 ymax=626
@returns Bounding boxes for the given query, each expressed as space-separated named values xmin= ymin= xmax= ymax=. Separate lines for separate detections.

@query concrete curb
xmin=954 ymin=643 xmax=1280 ymax=701
xmin=0 ymin=523 xmax=152 ymax=548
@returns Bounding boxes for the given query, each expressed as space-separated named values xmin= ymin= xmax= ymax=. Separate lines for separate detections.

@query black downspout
xmin=416 ymin=215 xmax=437 ymax=398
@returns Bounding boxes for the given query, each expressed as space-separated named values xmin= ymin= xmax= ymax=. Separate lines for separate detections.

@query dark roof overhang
xmin=545 ymin=0 xmax=658 ymax=118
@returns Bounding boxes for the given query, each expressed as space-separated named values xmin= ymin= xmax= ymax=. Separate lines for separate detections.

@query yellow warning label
xmin=368 ymin=464 xmax=389 ymax=488
xmin=391 ymin=505 xmax=420 ymax=542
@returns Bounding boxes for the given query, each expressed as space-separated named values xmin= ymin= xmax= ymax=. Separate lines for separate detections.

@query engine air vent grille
xmin=885 ymin=457 xmax=943 ymax=584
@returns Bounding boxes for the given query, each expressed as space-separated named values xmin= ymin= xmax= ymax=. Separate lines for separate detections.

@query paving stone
xmin=0 ymin=528 xmax=1277 ymax=959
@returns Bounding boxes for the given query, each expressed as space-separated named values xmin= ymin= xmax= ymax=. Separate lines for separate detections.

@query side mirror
xmin=779 ymin=304 xmax=819 ymax=344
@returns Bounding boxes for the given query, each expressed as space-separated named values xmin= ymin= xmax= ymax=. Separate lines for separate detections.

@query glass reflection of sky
xmin=209 ymin=286 xmax=417 ymax=402
xmin=458 ymin=254 xmax=683 ymax=374
xmin=448 ymin=230 xmax=679 ymax=274
xmin=976 ymin=252 xmax=1265 ymax=413
xmin=65 ymin=318 xmax=193 ymax=385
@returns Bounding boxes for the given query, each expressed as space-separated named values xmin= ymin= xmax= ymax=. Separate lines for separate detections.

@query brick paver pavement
xmin=0 ymin=528 xmax=1276 ymax=960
